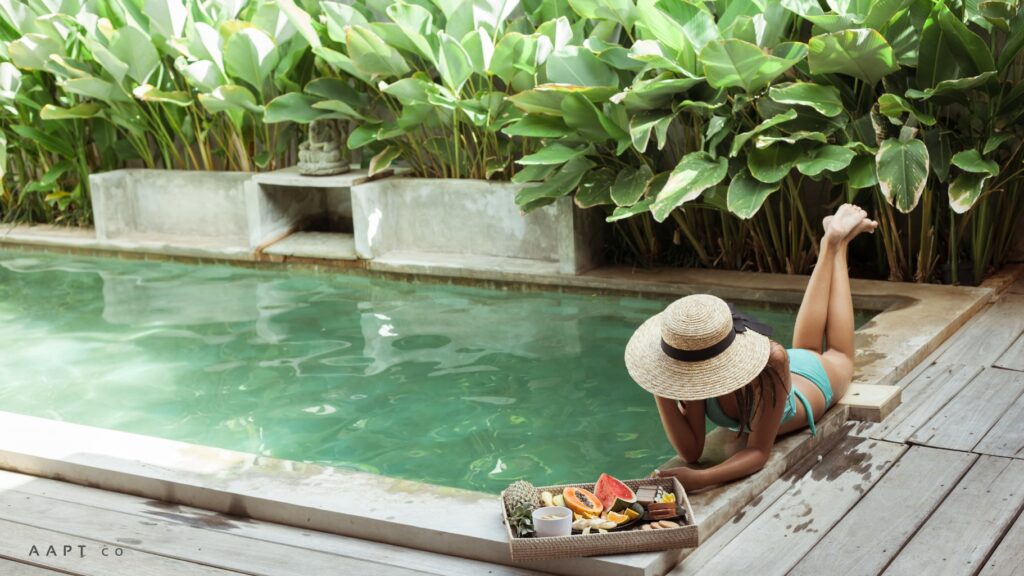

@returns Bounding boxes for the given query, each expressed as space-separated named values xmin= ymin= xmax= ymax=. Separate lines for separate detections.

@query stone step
xmin=263 ymin=231 xmax=357 ymax=260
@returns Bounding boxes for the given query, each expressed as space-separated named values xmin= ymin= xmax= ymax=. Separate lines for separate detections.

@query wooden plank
xmin=669 ymin=435 xmax=843 ymax=575
xmin=882 ymin=456 xmax=1024 ymax=576
xmin=840 ymin=383 xmax=901 ymax=422
xmin=934 ymin=295 xmax=1024 ymax=367
xmin=975 ymin=390 xmax=1024 ymax=459
xmin=995 ymin=332 xmax=1024 ymax=372
xmin=980 ymin=506 xmax=1024 ymax=576
xmin=673 ymin=406 xmax=850 ymax=546
xmin=789 ymin=446 xmax=977 ymax=576
xmin=0 ymin=517 xmax=243 ymax=576
xmin=686 ymin=436 xmax=906 ymax=576
xmin=0 ymin=471 xmax=546 ymax=576
xmin=0 ymin=558 xmax=74 ymax=576
xmin=0 ymin=491 xmax=429 ymax=576
xmin=857 ymin=364 xmax=983 ymax=443
xmin=909 ymin=367 xmax=1024 ymax=452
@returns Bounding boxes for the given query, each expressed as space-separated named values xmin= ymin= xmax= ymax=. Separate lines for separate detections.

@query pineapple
xmin=504 ymin=480 xmax=539 ymax=537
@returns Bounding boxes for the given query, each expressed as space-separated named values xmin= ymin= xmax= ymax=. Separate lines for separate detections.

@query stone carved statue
xmin=298 ymin=119 xmax=350 ymax=176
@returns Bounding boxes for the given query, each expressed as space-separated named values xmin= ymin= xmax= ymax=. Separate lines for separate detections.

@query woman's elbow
xmin=679 ymin=442 xmax=704 ymax=464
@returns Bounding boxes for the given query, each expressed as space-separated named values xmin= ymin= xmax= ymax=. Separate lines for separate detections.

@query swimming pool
xmin=0 ymin=250 xmax=846 ymax=493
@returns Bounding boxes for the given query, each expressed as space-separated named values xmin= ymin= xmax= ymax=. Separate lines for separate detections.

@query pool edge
xmin=0 ymin=233 xmax=1005 ymax=576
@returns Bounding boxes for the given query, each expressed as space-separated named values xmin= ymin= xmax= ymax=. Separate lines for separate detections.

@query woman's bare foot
xmin=823 ymin=205 xmax=877 ymax=244
xmin=824 ymin=204 xmax=862 ymax=244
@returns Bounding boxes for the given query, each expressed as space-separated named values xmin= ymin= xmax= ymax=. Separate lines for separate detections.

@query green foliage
xmin=3 ymin=0 xmax=1024 ymax=283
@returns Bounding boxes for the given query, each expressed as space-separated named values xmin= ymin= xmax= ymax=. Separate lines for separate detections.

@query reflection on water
xmin=0 ymin=251 xmax=807 ymax=493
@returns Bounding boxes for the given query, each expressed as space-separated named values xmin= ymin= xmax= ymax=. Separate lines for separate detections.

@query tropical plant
xmin=508 ymin=0 xmax=1024 ymax=283
xmin=286 ymin=0 xmax=552 ymax=179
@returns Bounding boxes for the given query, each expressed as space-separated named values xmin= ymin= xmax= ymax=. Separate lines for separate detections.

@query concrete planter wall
xmin=89 ymin=169 xmax=325 ymax=250
xmin=351 ymin=178 xmax=604 ymax=273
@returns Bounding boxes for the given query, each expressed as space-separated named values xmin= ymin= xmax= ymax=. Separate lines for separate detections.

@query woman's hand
xmin=654 ymin=466 xmax=705 ymax=491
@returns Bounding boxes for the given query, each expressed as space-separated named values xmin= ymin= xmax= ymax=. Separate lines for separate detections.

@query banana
xmin=552 ymin=494 xmax=565 ymax=507
xmin=540 ymin=491 xmax=554 ymax=507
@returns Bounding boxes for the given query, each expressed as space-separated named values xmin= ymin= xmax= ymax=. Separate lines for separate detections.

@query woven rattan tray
xmin=500 ymin=477 xmax=698 ymax=560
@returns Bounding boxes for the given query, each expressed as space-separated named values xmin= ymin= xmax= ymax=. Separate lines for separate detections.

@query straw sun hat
xmin=625 ymin=294 xmax=773 ymax=401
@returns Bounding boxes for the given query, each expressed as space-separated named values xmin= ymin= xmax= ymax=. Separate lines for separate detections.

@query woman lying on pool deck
xmin=625 ymin=204 xmax=877 ymax=491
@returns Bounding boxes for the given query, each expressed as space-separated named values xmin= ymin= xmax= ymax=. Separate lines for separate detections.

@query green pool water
xmin=0 ymin=249 xmax=834 ymax=493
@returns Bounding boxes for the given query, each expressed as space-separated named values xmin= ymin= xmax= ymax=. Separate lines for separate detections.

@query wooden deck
xmin=3 ymin=287 xmax=1024 ymax=575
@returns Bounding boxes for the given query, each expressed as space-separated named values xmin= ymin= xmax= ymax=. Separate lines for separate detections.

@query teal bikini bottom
xmin=703 ymin=348 xmax=834 ymax=436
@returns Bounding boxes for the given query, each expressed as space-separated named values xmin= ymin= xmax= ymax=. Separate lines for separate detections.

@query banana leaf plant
xmin=305 ymin=0 xmax=538 ymax=179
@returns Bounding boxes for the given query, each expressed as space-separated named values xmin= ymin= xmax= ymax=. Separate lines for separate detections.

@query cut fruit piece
xmin=563 ymin=486 xmax=603 ymax=517
xmin=606 ymin=511 xmax=629 ymax=525
xmin=594 ymin=473 xmax=637 ymax=511
xmin=623 ymin=508 xmax=640 ymax=521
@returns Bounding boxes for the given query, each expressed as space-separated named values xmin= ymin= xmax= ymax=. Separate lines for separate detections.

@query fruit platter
xmin=500 ymin=474 xmax=699 ymax=560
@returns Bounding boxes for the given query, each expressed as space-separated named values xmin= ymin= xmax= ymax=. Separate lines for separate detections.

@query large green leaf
xmin=62 ymin=77 xmax=131 ymax=103
xmin=109 ymin=27 xmax=161 ymax=85
xmin=561 ymin=92 xmax=627 ymax=143
xmin=700 ymin=39 xmax=805 ymax=93
xmin=614 ymin=76 xmax=703 ymax=111
xmin=321 ymin=1 xmax=369 ymax=43
xmin=629 ymin=111 xmax=673 ymax=153
xmin=462 ymin=28 xmax=495 ymax=75
xmin=635 ymin=0 xmax=714 ymax=69
xmin=807 ymin=28 xmax=897 ymax=85
xmin=437 ymin=31 xmax=473 ymax=93
xmin=516 ymin=143 xmax=588 ymax=165
xmin=846 ymin=154 xmax=878 ymax=188
xmin=651 ymin=152 xmax=728 ymax=221
xmin=877 ymin=93 xmax=936 ymax=125
xmin=747 ymin=142 xmax=802 ymax=183
xmin=948 ymin=172 xmax=991 ymax=213
xmin=768 ymin=82 xmax=844 ymax=117
xmin=277 ymin=0 xmax=322 ymax=49
xmin=132 ymin=84 xmax=191 ymax=106
xmin=145 ymin=0 xmax=187 ymax=39
xmin=755 ymin=131 xmax=828 ymax=148
xmin=516 ymin=156 xmax=596 ymax=209
xmin=876 ymin=137 xmax=929 ymax=213
xmin=951 ymin=149 xmax=998 ymax=176
xmin=607 ymin=197 xmax=654 ymax=222
xmin=175 ymin=59 xmax=225 ymax=92
xmin=611 ymin=164 xmax=654 ymax=206
xmin=502 ymin=114 xmax=571 ymax=137
xmin=626 ymin=40 xmax=691 ymax=76
xmin=569 ymin=0 xmax=636 ymax=29
xmin=727 ymin=169 xmax=780 ymax=219
xmin=386 ymin=1 xmax=436 ymax=61
xmin=40 ymin=103 xmax=103 ymax=120
xmin=905 ymin=72 xmax=996 ymax=101
xmin=197 ymin=84 xmax=263 ymax=114
xmin=265 ymin=93 xmax=330 ymax=123
xmin=224 ymin=28 xmax=280 ymax=93
xmin=0 ymin=62 xmax=22 ymax=103
xmin=545 ymin=45 xmax=618 ymax=87
xmin=796 ymin=144 xmax=855 ymax=176
xmin=917 ymin=2 xmax=996 ymax=89
xmin=312 ymin=99 xmax=372 ymax=121
xmin=346 ymin=25 xmax=410 ymax=78
xmin=575 ymin=168 xmax=616 ymax=208
xmin=8 ymin=33 xmax=63 ymax=70
xmin=730 ymin=109 xmax=798 ymax=157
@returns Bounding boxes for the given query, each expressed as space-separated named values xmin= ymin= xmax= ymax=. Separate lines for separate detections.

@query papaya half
xmin=562 ymin=486 xmax=603 ymax=517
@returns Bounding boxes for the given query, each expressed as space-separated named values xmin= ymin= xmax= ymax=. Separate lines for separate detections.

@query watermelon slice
xmin=594 ymin=473 xmax=637 ymax=512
